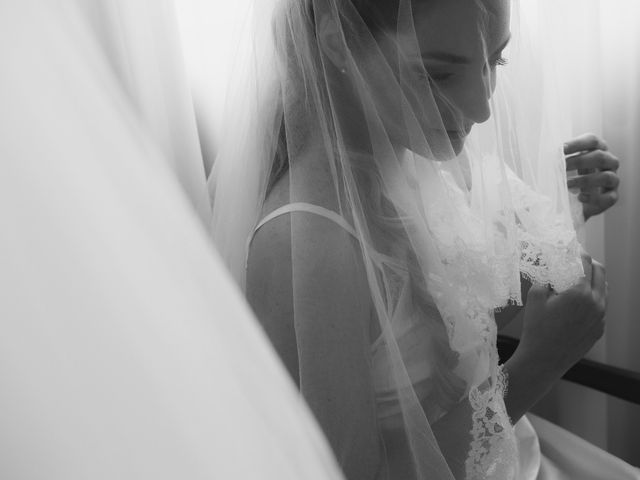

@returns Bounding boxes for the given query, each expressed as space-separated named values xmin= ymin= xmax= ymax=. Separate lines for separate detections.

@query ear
xmin=316 ymin=12 xmax=348 ymax=71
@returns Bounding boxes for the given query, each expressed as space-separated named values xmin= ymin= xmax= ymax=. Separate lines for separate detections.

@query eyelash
xmin=491 ymin=56 xmax=509 ymax=67
xmin=420 ymin=57 xmax=509 ymax=84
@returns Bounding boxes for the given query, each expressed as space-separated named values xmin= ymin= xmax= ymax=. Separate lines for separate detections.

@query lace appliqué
xmin=465 ymin=366 xmax=519 ymax=480
xmin=519 ymin=229 xmax=583 ymax=292
xmin=508 ymin=167 xmax=585 ymax=293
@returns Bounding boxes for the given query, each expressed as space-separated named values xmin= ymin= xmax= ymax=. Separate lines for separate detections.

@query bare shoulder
xmin=247 ymin=208 xmax=369 ymax=305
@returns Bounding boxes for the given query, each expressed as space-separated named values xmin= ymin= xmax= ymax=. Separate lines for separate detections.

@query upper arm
xmin=246 ymin=213 xmax=299 ymax=382
xmin=246 ymin=212 xmax=383 ymax=479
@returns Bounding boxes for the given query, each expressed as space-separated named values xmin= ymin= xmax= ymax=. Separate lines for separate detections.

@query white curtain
xmin=174 ymin=0 xmax=252 ymax=174
xmin=515 ymin=0 xmax=640 ymax=467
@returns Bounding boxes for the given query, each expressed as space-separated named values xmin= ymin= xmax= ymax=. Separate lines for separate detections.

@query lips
xmin=446 ymin=126 xmax=472 ymax=138
xmin=446 ymin=130 xmax=468 ymax=139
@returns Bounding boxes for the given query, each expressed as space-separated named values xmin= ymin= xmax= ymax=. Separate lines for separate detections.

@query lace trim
xmin=509 ymin=167 xmax=585 ymax=293
xmin=465 ymin=366 xmax=519 ymax=480
xmin=427 ymin=167 xmax=584 ymax=312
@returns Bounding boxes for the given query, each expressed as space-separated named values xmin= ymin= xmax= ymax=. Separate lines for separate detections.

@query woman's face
xmin=369 ymin=0 xmax=511 ymax=158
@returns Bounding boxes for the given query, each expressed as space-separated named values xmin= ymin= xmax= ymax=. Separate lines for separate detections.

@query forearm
xmin=502 ymin=253 xmax=606 ymax=423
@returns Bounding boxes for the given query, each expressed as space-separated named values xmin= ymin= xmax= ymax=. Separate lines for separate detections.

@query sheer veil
xmin=0 ymin=2 xmax=343 ymax=479
xmin=210 ymin=1 xmax=584 ymax=478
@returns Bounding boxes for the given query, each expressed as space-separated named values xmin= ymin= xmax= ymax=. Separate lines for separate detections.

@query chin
xmin=430 ymin=135 xmax=466 ymax=161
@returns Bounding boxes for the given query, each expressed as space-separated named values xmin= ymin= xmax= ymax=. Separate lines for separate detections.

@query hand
xmin=565 ymin=133 xmax=620 ymax=221
xmin=517 ymin=253 xmax=607 ymax=376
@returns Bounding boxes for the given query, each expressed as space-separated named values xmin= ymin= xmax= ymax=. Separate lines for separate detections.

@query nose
xmin=458 ymin=71 xmax=493 ymax=125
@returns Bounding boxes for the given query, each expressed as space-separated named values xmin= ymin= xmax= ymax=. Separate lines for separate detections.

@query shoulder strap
xmin=245 ymin=203 xmax=357 ymax=274
xmin=247 ymin=202 xmax=398 ymax=272
xmin=253 ymin=202 xmax=357 ymax=238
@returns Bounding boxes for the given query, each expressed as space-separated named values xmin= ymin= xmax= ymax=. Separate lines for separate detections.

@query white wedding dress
xmin=515 ymin=414 xmax=640 ymax=479
xmin=0 ymin=2 xmax=342 ymax=479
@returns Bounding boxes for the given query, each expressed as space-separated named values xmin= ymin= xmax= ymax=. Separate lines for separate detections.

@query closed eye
xmin=429 ymin=72 xmax=455 ymax=82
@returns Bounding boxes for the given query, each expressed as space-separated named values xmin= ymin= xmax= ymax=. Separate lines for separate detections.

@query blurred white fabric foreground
xmin=0 ymin=2 xmax=342 ymax=479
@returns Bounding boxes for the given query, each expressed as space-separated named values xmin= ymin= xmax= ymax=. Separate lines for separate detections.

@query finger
xmin=566 ymin=150 xmax=619 ymax=172
xmin=564 ymin=133 xmax=608 ymax=155
xmin=591 ymin=260 xmax=607 ymax=307
xmin=579 ymin=190 xmax=619 ymax=209
xmin=582 ymin=252 xmax=593 ymax=279
xmin=567 ymin=171 xmax=620 ymax=190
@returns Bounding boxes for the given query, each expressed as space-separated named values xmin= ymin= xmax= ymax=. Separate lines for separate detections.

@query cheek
xmin=436 ymin=71 xmax=495 ymax=119
xmin=356 ymin=55 xmax=466 ymax=156
xmin=430 ymin=86 xmax=465 ymax=125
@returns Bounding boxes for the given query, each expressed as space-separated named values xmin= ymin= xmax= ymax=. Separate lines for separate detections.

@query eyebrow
xmin=421 ymin=34 xmax=512 ymax=64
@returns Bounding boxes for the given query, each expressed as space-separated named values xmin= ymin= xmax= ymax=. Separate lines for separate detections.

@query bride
xmin=211 ymin=0 xmax=636 ymax=479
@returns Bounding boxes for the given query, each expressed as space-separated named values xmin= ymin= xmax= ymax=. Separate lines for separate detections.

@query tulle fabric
xmin=0 ymin=2 xmax=343 ymax=479
xmin=210 ymin=1 xmax=584 ymax=478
